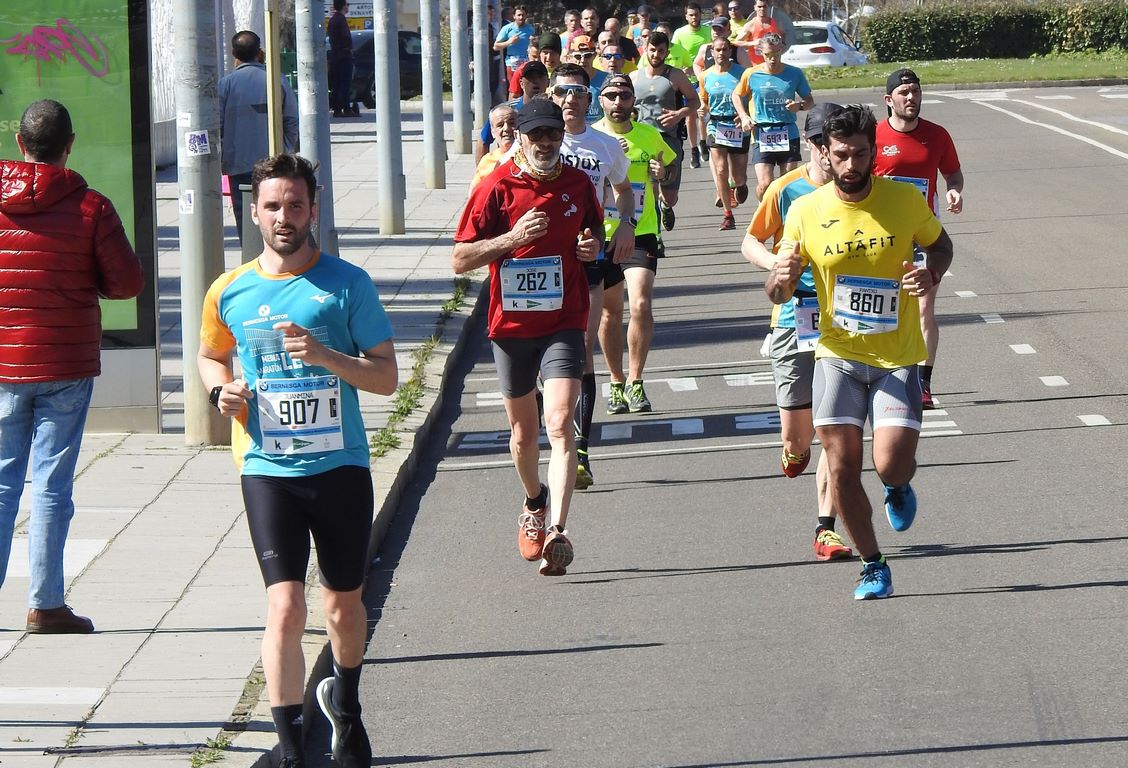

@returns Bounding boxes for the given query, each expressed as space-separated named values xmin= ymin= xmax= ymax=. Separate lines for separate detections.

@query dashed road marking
xmin=1040 ymin=376 xmax=1069 ymax=387
xmin=1078 ymin=414 xmax=1110 ymax=426
xmin=1035 ymin=94 xmax=1075 ymax=100
xmin=981 ymin=313 xmax=1004 ymax=324
xmin=724 ymin=372 xmax=775 ymax=387
xmin=954 ymin=290 xmax=977 ymax=298
xmin=1010 ymin=344 xmax=1037 ymax=354
xmin=1100 ymin=93 xmax=1128 ymax=99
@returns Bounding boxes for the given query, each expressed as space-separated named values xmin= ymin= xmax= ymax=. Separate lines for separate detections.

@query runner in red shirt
xmin=453 ymin=99 xmax=603 ymax=577
xmin=873 ymin=68 xmax=964 ymax=409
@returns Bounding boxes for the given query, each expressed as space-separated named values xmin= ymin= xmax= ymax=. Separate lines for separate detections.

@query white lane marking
xmin=972 ymin=100 xmax=1128 ymax=161
xmin=954 ymin=290 xmax=977 ymax=298
xmin=1100 ymin=93 xmax=1128 ymax=99
xmin=0 ymin=687 xmax=104 ymax=706
xmin=1010 ymin=98 xmax=1128 ymax=138
xmin=1078 ymin=414 xmax=1111 ymax=426
xmin=920 ymin=429 xmax=963 ymax=438
xmin=601 ymin=418 xmax=705 ymax=441
xmin=724 ymin=372 xmax=775 ymax=387
xmin=944 ymin=270 xmax=954 ymax=277
xmin=1035 ymin=94 xmax=1075 ymax=100
xmin=444 ymin=438 xmax=791 ymax=469
xmin=940 ymin=89 xmax=1010 ymax=101
xmin=923 ymin=409 xmax=948 ymax=416
xmin=922 ymin=420 xmax=957 ymax=429
xmin=601 ymin=377 xmax=699 ymax=396
xmin=921 ymin=99 xmax=944 ymax=104
xmin=1010 ymin=344 xmax=1037 ymax=354
xmin=981 ymin=313 xmax=1004 ymax=324
xmin=466 ymin=359 xmax=770 ymax=383
xmin=1040 ymin=376 xmax=1069 ymax=387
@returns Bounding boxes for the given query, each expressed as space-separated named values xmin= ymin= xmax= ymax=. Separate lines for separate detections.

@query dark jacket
xmin=0 ymin=160 xmax=144 ymax=383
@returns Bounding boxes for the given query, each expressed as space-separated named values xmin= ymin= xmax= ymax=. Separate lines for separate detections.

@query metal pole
xmin=295 ymin=0 xmax=338 ymax=253
xmin=264 ymin=0 xmax=284 ymax=155
xmin=421 ymin=0 xmax=446 ymax=188
xmin=449 ymin=0 xmax=472 ymax=154
xmin=374 ymin=0 xmax=406 ymax=233
xmin=175 ymin=0 xmax=229 ymax=445
xmin=471 ymin=0 xmax=490 ymax=133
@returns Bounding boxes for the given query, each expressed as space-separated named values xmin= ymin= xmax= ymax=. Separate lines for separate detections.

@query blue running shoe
xmin=883 ymin=483 xmax=917 ymax=532
xmin=854 ymin=559 xmax=893 ymax=600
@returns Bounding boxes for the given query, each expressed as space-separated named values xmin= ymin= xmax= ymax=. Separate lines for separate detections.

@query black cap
xmin=538 ymin=31 xmax=562 ymax=52
xmin=517 ymin=98 xmax=565 ymax=132
xmin=886 ymin=68 xmax=920 ymax=94
xmin=803 ymin=101 xmax=843 ymax=139
xmin=603 ymin=73 xmax=635 ymax=93
xmin=709 ymin=15 xmax=730 ymax=27
xmin=518 ymin=60 xmax=549 ymax=81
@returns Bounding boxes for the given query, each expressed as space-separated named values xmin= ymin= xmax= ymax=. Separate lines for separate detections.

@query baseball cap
xmin=517 ymin=99 xmax=565 ymax=132
xmin=569 ymin=34 xmax=596 ymax=52
xmin=803 ymin=101 xmax=843 ymax=140
xmin=602 ymin=74 xmax=635 ymax=93
xmin=538 ymin=32 xmax=562 ymax=52
xmin=709 ymin=15 xmax=730 ymax=28
xmin=886 ymin=68 xmax=920 ymax=94
xmin=518 ymin=60 xmax=549 ymax=81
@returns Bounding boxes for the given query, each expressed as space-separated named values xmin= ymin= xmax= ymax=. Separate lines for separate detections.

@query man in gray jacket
xmin=218 ymin=30 xmax=299 ymax=243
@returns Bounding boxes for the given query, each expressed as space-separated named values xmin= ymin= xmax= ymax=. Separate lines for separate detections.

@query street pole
xmin=175 ymin=0 xmax=228 ymax=445
xmin=449 ymin=0 xmax=472 ymax=154
xmin=264 ymin=0 xmax=284 ymax=155
xmin=295 ymin=0 xmax=338 ymax=253
xmin=374 ymin=0 xmax=406 ymax=233
xmin=471 ymin=0 xmax=490 ymax=135
xmin=420 ymin=0 xmax=446 ymax=188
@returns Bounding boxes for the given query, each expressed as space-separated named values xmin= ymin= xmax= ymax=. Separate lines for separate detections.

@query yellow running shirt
xmin=781 ymin=176 xmax=942 ymax=369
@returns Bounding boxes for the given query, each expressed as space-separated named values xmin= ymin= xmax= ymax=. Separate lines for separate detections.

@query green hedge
xmin=862 ymin=1 xmax=1128 ymax=63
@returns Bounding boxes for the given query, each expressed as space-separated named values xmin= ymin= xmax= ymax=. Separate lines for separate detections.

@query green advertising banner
xmin=0 ymin=1 xmax=155 ymax=346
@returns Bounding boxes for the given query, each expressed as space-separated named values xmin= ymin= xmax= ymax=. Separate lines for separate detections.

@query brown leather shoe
xmin=26 ymin=606 xmax=94 ymax=634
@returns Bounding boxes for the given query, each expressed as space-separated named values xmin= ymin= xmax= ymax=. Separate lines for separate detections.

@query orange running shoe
xmin=781 ymin=448 xmax=811 ymax=478
xmin=517 ymin=488 xmax=548 ymax=561
xmin=814 ymin=528 xmax=853 ymax=561
xmin=539 ymin=527 xmax=574 ymax=576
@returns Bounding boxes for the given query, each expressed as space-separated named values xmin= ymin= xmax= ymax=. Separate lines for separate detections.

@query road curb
xmin=243 ymin=272 xmax=488 ymax=768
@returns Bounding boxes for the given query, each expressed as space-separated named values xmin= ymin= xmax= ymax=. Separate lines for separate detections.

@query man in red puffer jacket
xmin=0 ymin=99 xmax=144 ymax=634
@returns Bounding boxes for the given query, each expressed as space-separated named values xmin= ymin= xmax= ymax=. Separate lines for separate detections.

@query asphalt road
xmin=311 ymin=83 xmax=1128 ymax=767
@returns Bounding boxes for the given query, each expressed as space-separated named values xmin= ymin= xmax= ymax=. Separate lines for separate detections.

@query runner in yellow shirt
xmin=765 ymin=105 xmax=954 ymax=600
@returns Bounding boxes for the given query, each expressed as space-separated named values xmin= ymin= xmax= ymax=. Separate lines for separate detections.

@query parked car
xmin=330 ymin=29 xmax=423 ymax=108
xmin=782 ymin=21 xmax=868 ymax=68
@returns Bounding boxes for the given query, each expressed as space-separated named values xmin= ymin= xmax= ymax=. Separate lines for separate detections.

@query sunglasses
xmin=525 ymin=127 xmax=564 ymax=142
xmin=551 ymin=83 xmax=590 ymax=98
xmin=602 ymin=52 xmax=623 ymax=59
xmin=601 ymin=90 xmax=633 ymax=101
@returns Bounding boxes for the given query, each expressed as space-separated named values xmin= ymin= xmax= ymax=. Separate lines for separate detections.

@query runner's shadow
xmin=653 ymin=733 xmax=1128 ymax=767
xmin=367 ymin=641 xmax=663 ymax=665
xmin=380 ymin=750 xmax=549 ymax=765
xmin=896 ymin=578 xmax=1128 ymax=598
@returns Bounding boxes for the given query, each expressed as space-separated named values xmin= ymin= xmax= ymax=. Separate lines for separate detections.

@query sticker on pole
xmin=185 ymin=130 xmax=211 ymax=156
xmin=179 ymin=190 xmax=195 ymax=214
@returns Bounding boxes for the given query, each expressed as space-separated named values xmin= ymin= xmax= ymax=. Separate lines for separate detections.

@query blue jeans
xmin=0 ymin=378 xmax=93 ymax=609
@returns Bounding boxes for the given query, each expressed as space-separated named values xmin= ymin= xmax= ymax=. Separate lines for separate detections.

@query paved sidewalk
xmin=0 ymin=109 xmax=482 ymax=767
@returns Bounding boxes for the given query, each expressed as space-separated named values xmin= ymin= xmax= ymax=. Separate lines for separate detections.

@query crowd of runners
xmin=458 ymin=3 xmax=965 ymax=601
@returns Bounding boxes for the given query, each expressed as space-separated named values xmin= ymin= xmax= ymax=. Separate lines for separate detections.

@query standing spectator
xmin=219 ymin=30 xmax=299 ymax=244
xmin=494 ymin=5 xmax=536 ymax=78
xmin=327 ymin=0 xmax=355 ymax=118
xmin=0 ymin=99 xmax=145 ymax=634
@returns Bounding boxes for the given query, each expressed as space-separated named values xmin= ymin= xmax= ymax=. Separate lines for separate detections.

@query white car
xmin=782 ymin=21 xmax=868 ymax=68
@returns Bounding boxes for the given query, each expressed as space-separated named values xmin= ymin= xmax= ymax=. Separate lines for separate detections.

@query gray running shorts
xmin=812 ymin=357 xmax=923 ymax=430
xmin=770 ymin=327 xmax=815 ymax=410
xmin=491 ymin=329 xmax=585 ymax=398
xmin=660 ymin=133 xmax=684 ymax=194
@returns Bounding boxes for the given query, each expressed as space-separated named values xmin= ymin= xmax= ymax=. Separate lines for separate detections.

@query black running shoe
xmin=315 ymin=677 xmax=372 ymax=768
xmin=661 ymin=204 xmax=676 ymax=232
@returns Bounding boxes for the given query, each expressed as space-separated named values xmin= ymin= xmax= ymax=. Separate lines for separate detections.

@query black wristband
xmin=209 ymin=385 xmax=223 ymax=410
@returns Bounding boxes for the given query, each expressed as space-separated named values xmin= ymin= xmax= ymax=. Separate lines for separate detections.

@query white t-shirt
xmin=505 ymin=127 xmax=629 ymax=209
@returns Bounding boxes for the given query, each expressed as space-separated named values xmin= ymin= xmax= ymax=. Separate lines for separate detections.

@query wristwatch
xmin=209 ymin=385 xmax=224 ymax=410
xmin=625 ymin=216 xmax=638 ymax=228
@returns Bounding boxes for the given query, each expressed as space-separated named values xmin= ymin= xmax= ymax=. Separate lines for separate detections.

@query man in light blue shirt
xmin=493 ymin=5 xmax=536 ymax=75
